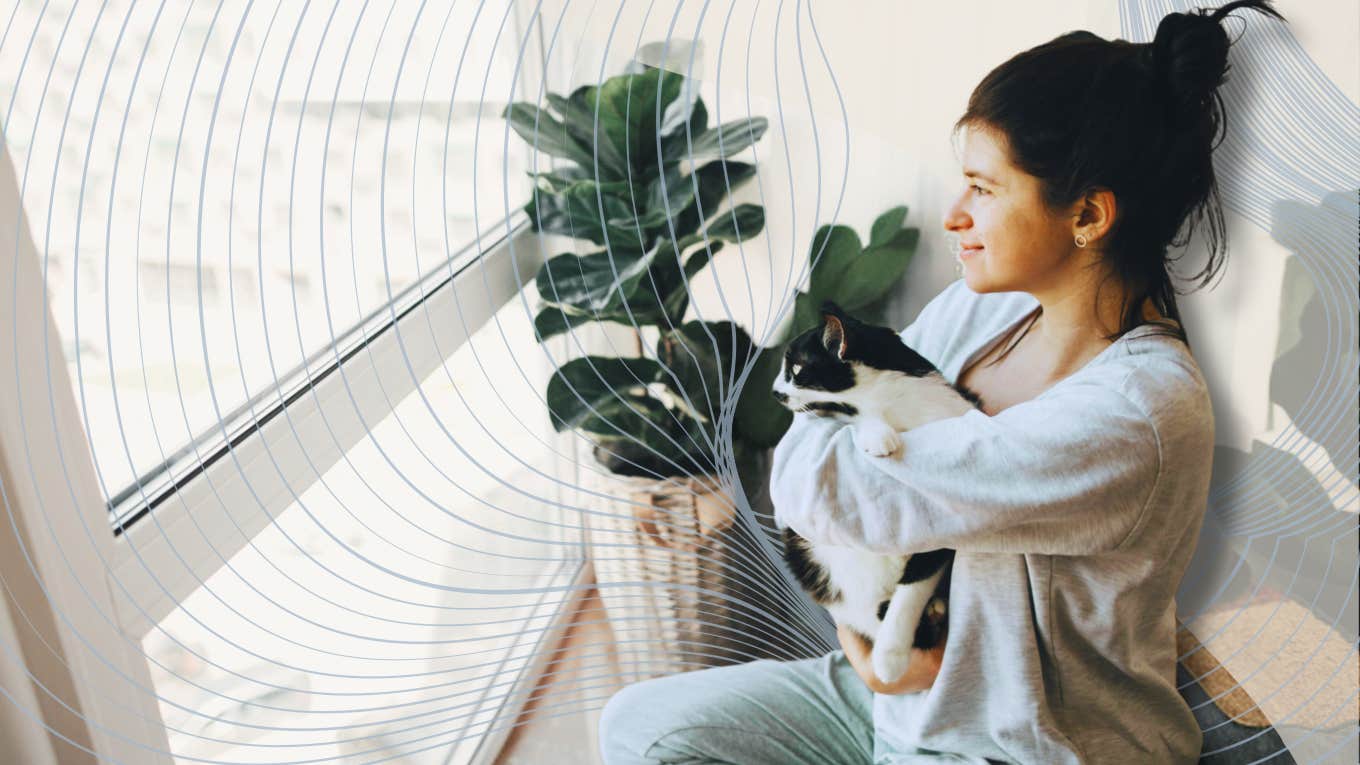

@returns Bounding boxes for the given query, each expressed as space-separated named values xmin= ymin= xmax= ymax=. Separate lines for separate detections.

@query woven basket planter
xmin=586 ymin=471 xmax=757 ymax=683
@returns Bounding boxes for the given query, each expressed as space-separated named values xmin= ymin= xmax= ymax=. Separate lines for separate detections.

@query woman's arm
xmin=837 ymin=624 xmax=945 ymax=694
xmin=771 ymin=376 xmax=1173 ymax=557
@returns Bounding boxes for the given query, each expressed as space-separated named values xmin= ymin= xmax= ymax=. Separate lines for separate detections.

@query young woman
xmin=598 ymin=2 xmax=1286 ymax=762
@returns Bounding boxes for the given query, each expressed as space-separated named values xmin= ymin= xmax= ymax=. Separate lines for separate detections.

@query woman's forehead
xmin=959 ymin=127 xmax=1011 ymax=183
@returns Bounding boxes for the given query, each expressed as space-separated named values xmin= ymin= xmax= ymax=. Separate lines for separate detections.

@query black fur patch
xmin=781 ymin=527 xmax=840 ymax=605
xmin=898 ymin=548 xmax=954 ymax=585
xmin=783 ymin=328 xmax=856 ymax=392
xmin=820 ymin=302 xmax=939 ymax=377
xmin=805 ymin=401 xmax=858 ymax=416
xmin=911 ymin=555 xmax=953 ymax=650
xmin=877 ymin=600 xmax=890 ymax=621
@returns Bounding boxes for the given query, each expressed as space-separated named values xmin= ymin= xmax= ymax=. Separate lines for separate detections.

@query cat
xmin=772 ymin=301 xmax=983 ymax=683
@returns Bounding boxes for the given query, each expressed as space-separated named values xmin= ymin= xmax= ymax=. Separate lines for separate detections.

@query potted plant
xmin=503 ymin=64 xmax=921 ymax=669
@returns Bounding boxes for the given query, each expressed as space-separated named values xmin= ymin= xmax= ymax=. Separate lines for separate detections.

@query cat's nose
xmin=771 ymin=390 xmax=788 ymax=404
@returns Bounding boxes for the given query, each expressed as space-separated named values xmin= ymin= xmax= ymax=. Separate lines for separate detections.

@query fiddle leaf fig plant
xmin=505 ymin=65 xmax=770 ymax=478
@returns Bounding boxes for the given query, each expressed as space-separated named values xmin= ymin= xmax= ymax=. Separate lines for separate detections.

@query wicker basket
xmin=585 ymin=471 xmax=755 ymax=683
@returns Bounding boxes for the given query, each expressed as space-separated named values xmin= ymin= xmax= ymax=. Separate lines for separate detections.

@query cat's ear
xmin=822 ymin=314 xmax=849 ymax=359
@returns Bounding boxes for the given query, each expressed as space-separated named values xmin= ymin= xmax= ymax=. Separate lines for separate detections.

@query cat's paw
xmin=871 ymin=643 xmax=914 ymax=685
xmin=855 ymin=421 xmax=902 ymax=457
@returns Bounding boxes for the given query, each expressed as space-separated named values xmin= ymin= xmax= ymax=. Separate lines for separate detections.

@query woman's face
xmin=943 ymin=125 xmax=1079 ymax=295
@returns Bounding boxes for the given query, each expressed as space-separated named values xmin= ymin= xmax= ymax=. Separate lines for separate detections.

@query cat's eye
xmin=790 ymin=363 xmax=803 ymax=377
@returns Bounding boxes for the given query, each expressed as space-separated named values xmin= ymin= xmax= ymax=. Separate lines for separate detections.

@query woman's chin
xmin=961 ymin=265 xmax=1014 ymax=294
xmin=961 ymin=268 xmax=991 ymax=293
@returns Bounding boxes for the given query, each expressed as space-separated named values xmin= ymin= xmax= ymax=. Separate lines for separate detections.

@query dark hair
xmin=956 ymin=0 xmax=1285 ymax=356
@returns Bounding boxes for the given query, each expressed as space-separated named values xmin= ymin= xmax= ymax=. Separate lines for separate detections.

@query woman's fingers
xmin=836 ymin=623 xmax=944 ymax=694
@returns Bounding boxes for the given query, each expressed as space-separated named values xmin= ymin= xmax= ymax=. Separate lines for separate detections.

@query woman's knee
xmin=598 ymin=677 xmax=673 ymax=763
xmin=598 ymin=664 xmax=771 ymax=763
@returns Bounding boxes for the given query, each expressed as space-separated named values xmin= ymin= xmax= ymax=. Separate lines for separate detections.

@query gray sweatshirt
xmin=770 ymin=279 xmax=1214 ymax=764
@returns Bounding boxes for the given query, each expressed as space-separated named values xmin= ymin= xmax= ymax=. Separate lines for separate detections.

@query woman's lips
xmin=960 ymin=246 xmax=983 ymax=259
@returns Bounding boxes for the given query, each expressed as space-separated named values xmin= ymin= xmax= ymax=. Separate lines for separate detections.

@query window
xmin=0 ymin=2 xmax=576 ymax=763
xmin=0 ymin=0 xmax=533 ymax=499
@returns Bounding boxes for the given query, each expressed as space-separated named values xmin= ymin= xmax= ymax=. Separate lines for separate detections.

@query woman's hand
xmin=837 ymin=624 xmax=944 ymax=694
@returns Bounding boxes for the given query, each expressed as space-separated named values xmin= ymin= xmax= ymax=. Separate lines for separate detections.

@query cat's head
xmin=771 ymin=301 xmax=936 ymax=412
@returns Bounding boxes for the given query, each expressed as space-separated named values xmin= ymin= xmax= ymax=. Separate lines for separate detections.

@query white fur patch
xmin=815 ymin=544 xmax=906 ymax=638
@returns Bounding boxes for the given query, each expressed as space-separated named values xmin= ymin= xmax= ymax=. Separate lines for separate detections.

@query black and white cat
xmin=772 ymin=301 xmax=983 ymax=683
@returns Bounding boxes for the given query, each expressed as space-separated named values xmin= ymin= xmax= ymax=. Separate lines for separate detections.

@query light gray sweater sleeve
xmin=769 ymin=375 xmax=1162 ymax=556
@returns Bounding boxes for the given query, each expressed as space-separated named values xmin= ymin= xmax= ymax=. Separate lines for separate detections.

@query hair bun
xmin=1149 ymin=0 xmax=1284 ymax=115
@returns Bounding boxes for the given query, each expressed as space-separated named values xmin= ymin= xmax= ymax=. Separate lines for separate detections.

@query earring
xmin=1074 ymin=233 xmax=1089 ymax=248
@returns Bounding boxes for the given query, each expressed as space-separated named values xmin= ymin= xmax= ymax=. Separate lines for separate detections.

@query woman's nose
xmin=942 ymin=191 xmax=970 ymax=232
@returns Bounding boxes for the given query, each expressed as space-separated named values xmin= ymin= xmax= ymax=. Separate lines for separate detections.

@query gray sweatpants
xmin=598 ymin=650 xmax=992 ymax=764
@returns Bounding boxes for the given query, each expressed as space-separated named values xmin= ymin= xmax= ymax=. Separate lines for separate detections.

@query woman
xmin=598 ymin=2 xmax=1286 ymax=763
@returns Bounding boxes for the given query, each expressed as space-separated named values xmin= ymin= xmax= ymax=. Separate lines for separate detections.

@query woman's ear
xmin=1074 ymin=188 xmax=1117 ymax=244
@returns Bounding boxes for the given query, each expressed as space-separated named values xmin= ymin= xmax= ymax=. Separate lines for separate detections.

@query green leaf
xmin=705 ymin=203 xmax=765 ymax=242
xmin=688 ymin=96 xmax=709 ymax=134
xmin=529 ymin=168 xmax=631 ymax=196
xmin=591 ymin=434 xmax=711 ymax=479
xmin=833 ymin=228 xmax=920 ymax=311
xmin=734 ymin=346 xmax=794 ymax=449
xmin=659 ymin=96 xmax=708 ymax=161
xmin=660 ymin=288 xmax=690 ymax=326
xmin=646 ymin=203 xmax=762 ymax=325
xmin=608 ymin=165 xmax=697 ymax=230
xmin=526 ymin=185 xmax=651 ymax=251
xmin=664 ymin=116 xmax=769 ymax=164
xmin=546 ymin=356 xmax=664 ymax=434
xmin=869 ymin=205 xmax=909 ymax=248
xmin=533 ymin=307 xmax=594 ymax=342
xmin=673 ymin=161 xmax=756 ymax=235
xmin=645 ymin=237 xmax=727 ymax=325
xmin=503 ymin=102 xmax=596 ymax=168
xmin=633 ymin=233 xmax=706 ymax=324
xmin=623 ymin=236 xmax=726 ymax=327
xmin=548 ymin=89 xmax=632 ymax=179
xmin=682 ymin=240 xmax=723 ymax=282
xmin=806 ymin=224 xmax=863 ymax=298
xmin=584 ymin=68 xmax=686 ymax=178
xmin=656 ymin=321 xmax=754 ymax=426
xmin=635 ymin=234 xmax=713 ymax=306
xmin=536 ymin=235 xmax=717 ymax=326
xmin=535 ymin=249 xmax=647 ymax=311
xmin=549 ymin=355 xmax=716 ymax=476
xmin=789 ymin=291 xmax=825 ymax=342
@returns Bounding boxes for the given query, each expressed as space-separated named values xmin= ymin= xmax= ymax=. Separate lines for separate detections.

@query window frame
xmin=107 ymin=215 xmax=547 ymax=635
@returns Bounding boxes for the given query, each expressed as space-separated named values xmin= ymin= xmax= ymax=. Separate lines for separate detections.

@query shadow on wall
xmin=1183 ymin=190 xmax=1358 ymax=637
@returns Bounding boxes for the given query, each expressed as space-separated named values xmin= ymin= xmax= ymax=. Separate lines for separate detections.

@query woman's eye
xmin=970 ymin=183 xmax=989 ymax=196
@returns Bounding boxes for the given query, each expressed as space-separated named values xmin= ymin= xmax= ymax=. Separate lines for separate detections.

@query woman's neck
xmin=1022 ymin=275 xmax=1149 ymax=381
